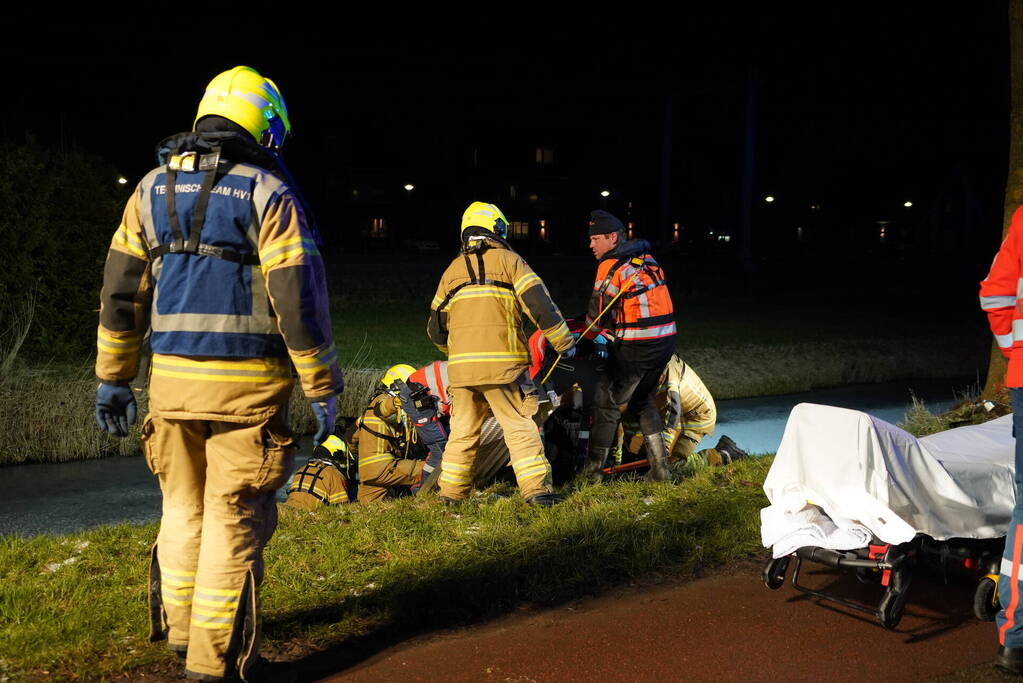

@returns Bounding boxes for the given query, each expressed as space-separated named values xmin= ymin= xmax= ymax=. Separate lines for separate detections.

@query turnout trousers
xmin=590 ymin=336 xmax=676 ymax=453
xmin=439 ymin=383 xmax=553 ymax=500
xmin=142 ymin=410 xmax=295 ymax=680
xmin=999 ymin=388 xmax=1023 ymax=647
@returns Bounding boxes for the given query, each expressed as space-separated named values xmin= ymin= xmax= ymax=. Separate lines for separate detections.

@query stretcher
xmin=760 ymin=403 xmax=1012 ymax=629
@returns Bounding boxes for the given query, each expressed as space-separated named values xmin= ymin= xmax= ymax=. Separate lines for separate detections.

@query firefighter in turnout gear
xmin=285 ymin=435 xmax=354 ymax=508
xmin=580 ymin=209 xmax=677 ymax=483
xmin=619 ymin=355 xmax=748 ymax=468
xmin=93 ymin=66 xmax=343 ymax=681
xmin=353 ymin=364 xmax=427 ymax=503
xmin=427 ymin=201 xmax=575 ymax=505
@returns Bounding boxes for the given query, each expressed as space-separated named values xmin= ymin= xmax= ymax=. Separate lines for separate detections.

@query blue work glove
xmin=563 ymin=345 xmax=577 ymax=359
xmin=95 ymin=382 xmax=137 ymax=438
xmin=311 ymin=396 xmax=337 ymax=446
xmin=593 ymin=335 xmax=609 ymax=360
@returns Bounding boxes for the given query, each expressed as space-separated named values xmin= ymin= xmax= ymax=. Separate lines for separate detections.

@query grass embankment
xmin=0 ymin=457 xmax=771 ymax=680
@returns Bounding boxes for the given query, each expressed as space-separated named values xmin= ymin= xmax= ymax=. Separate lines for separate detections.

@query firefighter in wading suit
xmin=579 ymin=209 xmax=677 ymax=482
xmin=93 ymin=66 xmax=343 ymax=681
xmin=353 ymin=364 xmax=426 ymax=503
xmin=427 ymin=202 xmax=575 ymax=506
xmin=285 ymin=435 xmax=353 ymax=508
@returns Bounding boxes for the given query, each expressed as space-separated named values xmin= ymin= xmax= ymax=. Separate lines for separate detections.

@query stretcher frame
xmin=762 ymin=535 xmax=1004 ymax=629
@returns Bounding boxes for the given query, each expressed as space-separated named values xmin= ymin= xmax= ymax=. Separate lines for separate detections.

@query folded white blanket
xmin=761 ymin=503 xmax=873 ymax=559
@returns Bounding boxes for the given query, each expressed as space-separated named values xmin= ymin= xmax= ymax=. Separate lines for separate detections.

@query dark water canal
xmin=0 ymin=378 xmax=967 ymax=537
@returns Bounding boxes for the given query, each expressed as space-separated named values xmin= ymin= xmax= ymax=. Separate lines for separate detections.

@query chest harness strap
xmin=147 ymin=149 xmax=261 ymax=266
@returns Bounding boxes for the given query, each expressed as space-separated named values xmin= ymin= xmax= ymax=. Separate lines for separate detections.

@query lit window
xmin=370 ymin=218 xmax=387 ymax=239
xmin=672 ymin=222 xmax=680 ymax=243
xmin=535 ymin=147 xmax=554 ymax=165
xmin=627 ymin=222 xmax=635 ymax=240
xmin=509 ymin=221 xmax=529 ymax=239
xmin=539 ymin=219 xmax=547 ymax=241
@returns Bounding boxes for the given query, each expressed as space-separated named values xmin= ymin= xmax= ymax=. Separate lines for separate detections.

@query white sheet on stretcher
xmin=760 ymin=403 xmax=1015 ymax=556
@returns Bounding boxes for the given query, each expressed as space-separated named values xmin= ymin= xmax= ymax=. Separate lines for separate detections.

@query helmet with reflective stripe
xmin=194 ymin=66 xmax=291 ymax=150
xmin=381 ymin=364 xmax=416 ymax=394
xmin=460 ymin=201 xmax=509 ymax=240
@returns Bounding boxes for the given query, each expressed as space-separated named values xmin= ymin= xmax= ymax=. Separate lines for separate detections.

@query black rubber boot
xmin=578 ymin=446 xmax=610 ymax=483
xmin=997 ymin=645 xmax=1023 ymax=675
xmin=525 ymin=492 xmax=563 ymax=507
xmin=715 ymin=435 xmax=749 ymax=462
xmin=643 ymin=434 xmax=670 ymax=482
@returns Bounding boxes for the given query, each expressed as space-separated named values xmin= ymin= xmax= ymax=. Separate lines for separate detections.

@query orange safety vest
xmin=586 ymin=253 xmax=676 ymax=342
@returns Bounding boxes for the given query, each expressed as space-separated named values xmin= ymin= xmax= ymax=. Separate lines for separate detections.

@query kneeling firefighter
xmin=93 ymin=66 xmax=344 ymax=680
xmin=353 ymin=364 xmax=427 ymax=503
xmin=285 ymin=435 xmax=355 ymax=508
xmin=618 ymin=355 xmax=748 ymax=470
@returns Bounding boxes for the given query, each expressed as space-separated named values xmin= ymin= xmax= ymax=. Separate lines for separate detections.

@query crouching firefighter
xmin=285 ymin=435 xmax=355 ymax=508
xmin=427 ymin=201 xmax=576 ymax=506
xmin=353 ymin=365 xmax=427 ymax=503
xmin=93 ymin=66 xmax=344 ymax=681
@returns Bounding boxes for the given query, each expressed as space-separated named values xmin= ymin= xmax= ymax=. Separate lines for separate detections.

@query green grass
xmin=0 ymin=457 xmax=772 ymax=680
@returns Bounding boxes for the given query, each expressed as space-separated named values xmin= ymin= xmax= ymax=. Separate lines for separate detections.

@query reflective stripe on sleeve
xmin=259 ymin=236 xmax=320 ymax=269
xmin=981 ymin=295 xmax=1017 ymax=310
xmin=998 ymin=332 xmax=1015 ymax=350
xmin=97 ymin=329 xmax=143 ymax=355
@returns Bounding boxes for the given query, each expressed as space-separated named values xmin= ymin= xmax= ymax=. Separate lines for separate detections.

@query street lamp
xmin=117 ymin=176 xmax=128 ymax=185
xmin=764 ymin=195 xmax=775 ymax=203
xmin=903 ymin=201 xmax=912 ymax=208
xmin=600 ymin=190 xmax=610 ymax=198
xmin=404 ymin=183 xmax=415 ymax=192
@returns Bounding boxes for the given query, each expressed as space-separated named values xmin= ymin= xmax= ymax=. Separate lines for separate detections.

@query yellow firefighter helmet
xmin=460 ymin=201 xmax=509 ymax=240
xmin=194 ymin=66 xmax=291 ymax=150
xmin=381 ymin=364 xmax=416 ymax=394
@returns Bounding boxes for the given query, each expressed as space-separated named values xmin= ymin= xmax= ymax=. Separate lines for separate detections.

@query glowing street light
xmin=117 ymin=177 xmax=128 ymax=185
xmin=404 ymin=183 xmax=415 ymax=192
xmin=903 ymin=201 xmax=913 ymax=208
xmin=600 ymin=190 xmax=611 ymax=198
xmin=764 ymin=195 xmax=775 ymax=203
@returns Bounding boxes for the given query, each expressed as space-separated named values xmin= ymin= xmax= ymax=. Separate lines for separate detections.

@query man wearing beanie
xmin=579 ymin=210 xmax=678 ymax=482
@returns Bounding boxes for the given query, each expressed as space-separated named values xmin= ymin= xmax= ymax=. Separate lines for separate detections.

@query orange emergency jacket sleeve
xmin=981 ymin=206 xmax=1023 ymax=370
xmin=259 ymin=195 xmax=344 ymax=400
xmin=96 ymin=188 xmax=153 ymax=383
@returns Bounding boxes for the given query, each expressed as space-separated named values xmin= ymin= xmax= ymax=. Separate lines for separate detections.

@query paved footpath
xmin=317 ymin=560 xmax=1016 ymax=682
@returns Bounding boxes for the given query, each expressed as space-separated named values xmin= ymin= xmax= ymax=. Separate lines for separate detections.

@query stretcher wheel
xmin=763 ymin=556 xmax=790 ymax=590
xmin=974 ymin=576 xmax=1000 ymax=622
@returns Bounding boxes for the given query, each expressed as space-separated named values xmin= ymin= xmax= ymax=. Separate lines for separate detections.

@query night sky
xmin=4 ymin=5 xmax=1012 ymax=277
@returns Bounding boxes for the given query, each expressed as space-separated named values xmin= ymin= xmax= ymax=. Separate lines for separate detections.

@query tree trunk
xmin=983 ymin=0 xmax=1023 ymax=401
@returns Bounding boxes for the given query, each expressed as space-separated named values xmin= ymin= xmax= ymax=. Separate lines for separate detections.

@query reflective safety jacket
xmin=585 ymin=239 xmax=676 ymax=343
xmin=981 ymin=204 xmax=1023 ymax=387
xmin=95 ymin=133 xmax=343 ymax=421
xmin=410 ymin=360 xmax=451 ymax=417
xmin=428 ymin=240 xmax=573 ymax=387
xmin=285 ymin=458 xmax=351 ymax=507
